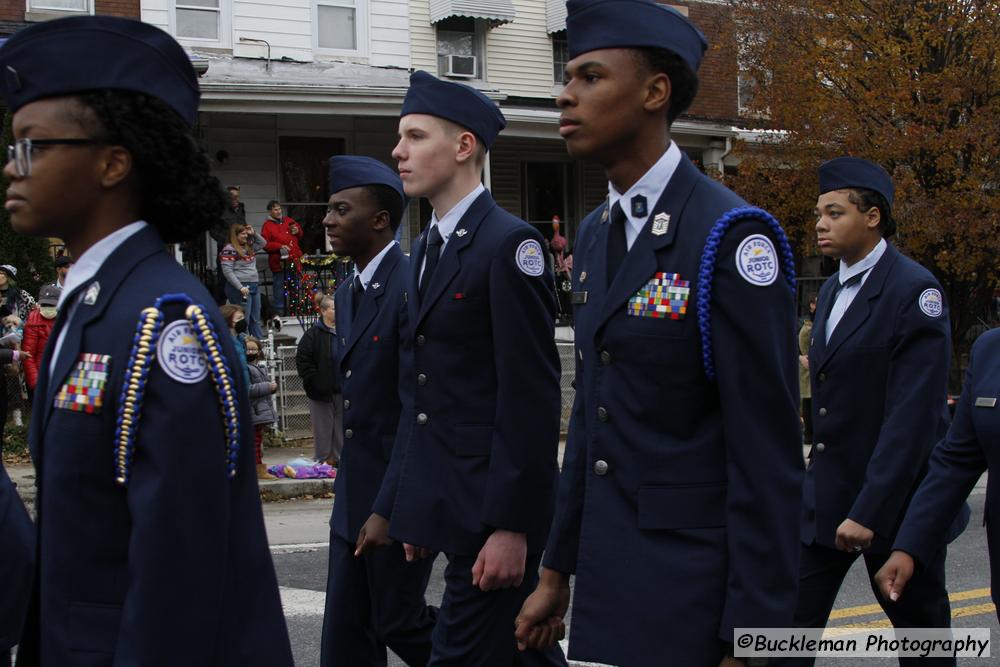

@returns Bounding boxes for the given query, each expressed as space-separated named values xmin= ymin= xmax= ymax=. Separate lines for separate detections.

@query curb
xmin=9 ymin=471 xmax=333 ymax=506
xmin=259 ymin=478 xmax=335 ymax=502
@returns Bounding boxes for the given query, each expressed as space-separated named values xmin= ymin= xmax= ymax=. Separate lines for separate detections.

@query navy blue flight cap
xmin=400 ymin=70 xmax=507 ymax=150
xmin=0 ymin=16 xmax=200 ymax=126
xmin=565 ymin=0 xmax=709 ymax=73
xmin=329 ymin=156 xmax=406 ymax=206
xmin=818 ymin=157 xmax=895 ymax=210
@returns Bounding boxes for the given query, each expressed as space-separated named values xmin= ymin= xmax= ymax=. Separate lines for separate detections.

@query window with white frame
xmin=176 ymin=0 xmax=222 ymax=42
xmin=437 ymin=17 xmax=484 ymax=80
xmin=551 ymin=31 xmax=568 ymax=84
xmin=317 ymin=0 xmax=361 ymax=51
xmin=28 ymin=0 xmax=89 ymax=11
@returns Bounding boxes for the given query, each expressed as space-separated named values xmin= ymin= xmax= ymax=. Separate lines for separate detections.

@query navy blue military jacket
xmin=17 ymin=226 xmax=292 ymax=666
xmin=0 ymin=463 xmax=33 ymax=652
xmin=894 ymin=328 xmax=1000 ymax=616
xmin=332 ymin=244 xmax=411 ymax=541
xmin=803 ymin=242 xmax=967 ymax=551
xmin=373 ymin=190 xmax=562 ymax=557
xmin=542 ymin=155 xmax=803 ymax=667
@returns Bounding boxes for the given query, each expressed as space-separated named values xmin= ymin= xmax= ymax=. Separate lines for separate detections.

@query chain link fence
xmin=274 ymin=344 xmax=313 ymax=440
xmin=557 ymin=342 xmax=575 ymax=434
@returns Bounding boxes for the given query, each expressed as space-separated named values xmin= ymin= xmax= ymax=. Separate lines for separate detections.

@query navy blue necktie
xmin=419 ymin=224 xmax=444 ymax=300
xmin=606 ymin=202 xmax=627 ymax=287
xmin=351 ymin=275 xmax=363 ymax=319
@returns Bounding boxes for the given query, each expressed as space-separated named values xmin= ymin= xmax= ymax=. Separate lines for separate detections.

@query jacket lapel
xmin=596 ymin=155 xmax=699 ymax=331
xmin=819 ymin=243 xmax=898 ymax=369
xmin=408 ymin=230 xmax=426 ymax=328
xmin=342 ymin=245 xmax=403 ymax=360
xmin=417 ymin=191 xmax=495 ymax=327
xmin=810 ymin=277 xmax=838 ymax=362
xmin=41 ymin=226 xmax=166 ymax=430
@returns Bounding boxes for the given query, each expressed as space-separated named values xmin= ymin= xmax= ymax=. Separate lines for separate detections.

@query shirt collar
xmin=608 ymin=142 xmax=682 ymax=235
xmin=354 ymin=239 xmax=398 ymax=289
xmin=430 ymin=183 xmax=486 ymax=243
xmin=839 ymin=238 xmax=887 ymax=285
xmin=57 ymin=221 xmax=149 ymax=309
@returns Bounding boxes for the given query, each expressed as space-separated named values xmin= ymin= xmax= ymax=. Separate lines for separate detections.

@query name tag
xmin=975 ymin=397 xmax=997 ymax=408
xmin=572 ymin=291 xmax=588 ymax=305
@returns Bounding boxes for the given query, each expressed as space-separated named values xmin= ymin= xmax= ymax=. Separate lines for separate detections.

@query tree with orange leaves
xmin=725 ymin=0 xmax=1000 ymax=382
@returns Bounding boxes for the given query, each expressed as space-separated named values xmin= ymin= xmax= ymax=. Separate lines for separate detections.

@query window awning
xmin=429 ymin=0 xmax=516 ymax=26
xmin=546 ymin=0 xmax=567 ymax=34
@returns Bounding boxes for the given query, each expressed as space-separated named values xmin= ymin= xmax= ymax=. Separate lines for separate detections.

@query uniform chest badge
xmin=627 ymin=272 xmax=690 ymax=320
xmin=157 ymin=319 xmax=208 ymax=384
xmin=83 ymin=281 xmax=101 ymax=305
xmin=651 ymin=213 xmax=670 ymax=236
xmin=54 ymin=353 xmax=111 ymax=414
xmin=975 ymin=397 xmax=997 ymax=408
xmin=370 ymin=282 xmax=381 ymax=290
xmin=455 ymin=228 xmax=468 ymax=238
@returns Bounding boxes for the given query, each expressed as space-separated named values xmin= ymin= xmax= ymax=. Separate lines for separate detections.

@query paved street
xmin=267 ymin=473 xmax=996 ymax=667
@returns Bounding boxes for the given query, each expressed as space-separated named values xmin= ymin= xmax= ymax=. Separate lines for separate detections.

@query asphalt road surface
xmin=268 ymin=473 xmax=995 ymax=666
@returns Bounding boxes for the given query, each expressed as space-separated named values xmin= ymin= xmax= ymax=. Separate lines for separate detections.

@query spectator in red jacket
xmin=22 ymin=283 xmax=59 ymax=392
xmin=260 ymin=200 xmax=303 ymax=316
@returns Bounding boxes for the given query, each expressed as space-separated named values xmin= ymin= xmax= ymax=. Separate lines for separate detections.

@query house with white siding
xmin=133 ymin=0 xmax=747 ymax=298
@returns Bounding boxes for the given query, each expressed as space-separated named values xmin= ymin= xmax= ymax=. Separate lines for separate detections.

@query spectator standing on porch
xmin=261 ymin=200 xmax=303 ymax=316
xmin=42 ymin=254 xmax=72 ymax=295
xmin=295 ymin=295 xmax=342 ymax=466
xmin=221 ymin=222 xmax=265 ymax=338
xmin=209 ymin=185 xmax=247 ymax=303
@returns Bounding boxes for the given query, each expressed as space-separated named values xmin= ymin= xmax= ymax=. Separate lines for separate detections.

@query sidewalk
xmin=258 ymin=445 xmax=336 ymax=501
xmin=5 ymin=444 xmax=335 ymax=509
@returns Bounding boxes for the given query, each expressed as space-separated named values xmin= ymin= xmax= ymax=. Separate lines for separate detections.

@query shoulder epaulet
xmin=696 ymin=206 xmax=796 ymax=382
xmin=114 ymin=293 xmax=240 ymax=486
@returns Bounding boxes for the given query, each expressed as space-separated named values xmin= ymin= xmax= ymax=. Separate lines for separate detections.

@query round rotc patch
xmin=156 ymin=319 xmax=208 ymax=384
xmin=735 ymin=234 xmax=779 ymax=286
xmin=516 ymin=239 xmax=545 ymax=277
xmin=918 ymin=288 xmax=944 ymax=318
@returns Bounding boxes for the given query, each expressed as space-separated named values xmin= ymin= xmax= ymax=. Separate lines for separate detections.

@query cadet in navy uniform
xmin=790 ymin=158 xmax=967 ymax=665
xmin=0 ymin=17 xmax=293 ymax=666
xmin=0 ymin=464 xmax=32 ymax=667
xmin=370 ymin=71 xmax=567 ymax=666
xmin=515 ymin=2 xmax=804 ymax=665
xmin=876 ymin=328 xmax=1000 ymax=620
xmin=320 ymin=156 xmax=438 ymax=666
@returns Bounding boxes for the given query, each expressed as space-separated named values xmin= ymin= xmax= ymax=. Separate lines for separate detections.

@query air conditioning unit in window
xmin=446 ymin=54 xmax=477 ymax=78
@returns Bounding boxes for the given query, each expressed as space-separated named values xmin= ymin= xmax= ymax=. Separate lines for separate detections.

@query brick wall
xmin=95 ymin=0 xmax=140 ymax=17
xmin=0 ymin=2 xmax=22 ymax=22
xmin=0 ymin=1 xmax=140 ymax=21
xmin=670 ymin=1 xmax=741 ymax=124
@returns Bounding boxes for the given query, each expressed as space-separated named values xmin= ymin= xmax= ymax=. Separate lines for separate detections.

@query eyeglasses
xmin=6 ymin=138 xmax=101 ymax=177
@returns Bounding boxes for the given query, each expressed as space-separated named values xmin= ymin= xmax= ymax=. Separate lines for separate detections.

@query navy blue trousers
xmin=784 ymin=541 xmax=954 ymax=666
xmin=321 ymin=533 xmax=437 ymax=667
xmin=428 ymin=552 xmax=567 ymax=667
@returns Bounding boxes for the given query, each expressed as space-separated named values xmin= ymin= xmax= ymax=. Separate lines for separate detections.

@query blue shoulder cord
xmin=114 ymin=294 xmax=241 ymax=486
xmin=696 ymin=206 xmax=797 ymax=382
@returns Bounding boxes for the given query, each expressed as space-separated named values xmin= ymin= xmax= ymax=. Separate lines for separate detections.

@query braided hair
xmin=73 ymin=90 xmax=225 ymax=243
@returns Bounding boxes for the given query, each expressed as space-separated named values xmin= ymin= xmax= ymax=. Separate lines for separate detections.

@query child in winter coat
xmin=245 ymin=336 xmax=278 ymax=480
